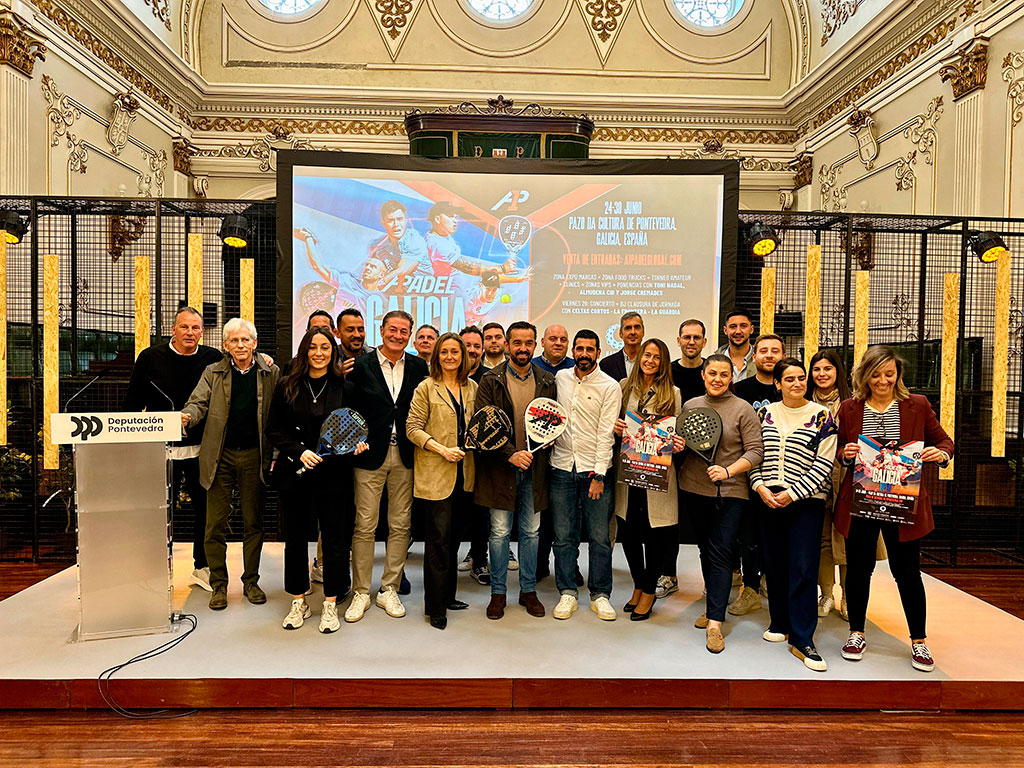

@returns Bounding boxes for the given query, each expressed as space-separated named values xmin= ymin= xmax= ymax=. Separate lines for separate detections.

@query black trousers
xmin=619 ymin=486 xmax=674 ymax=595
xmin=423 ymin=465 xmax=464 ymax=618
xmin=171 ymin=457 xmax=207 ymax=569
xmin=456 ymin=487 xmax=488 ymax=567
xmin=845 ymin=515 xmax=927 ymax=639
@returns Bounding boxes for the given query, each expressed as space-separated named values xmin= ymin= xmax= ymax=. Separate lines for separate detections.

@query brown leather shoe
xmin=486 ymin=594 xmax=506 ymax=620
xmin=518 ymin=591 xmax=546 ymax=617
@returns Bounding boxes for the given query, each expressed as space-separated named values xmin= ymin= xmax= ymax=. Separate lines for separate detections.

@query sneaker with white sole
xmin=319 ymin=601 xmax=340 ymax=633
xmin=791 ymin=644 xmax=828 ymax=672
xmin=553 ymin=594 xmax=578 ymax=620
xmin=727 ymin=586 xmax=762 ymax=616
xmin=508 ymin=550 xmax=519 ymax=571
xmin=189 ymin=567 xmax=213 ymax=592
xmin=818 ymin=595 xmax=834 ymax=618
xmin=590 ymin=596 xmax=617 ymax=621
xmin=344 ymin=592 xmax=371 ymax=623
xmin=841 ymin=632 xmax=867 ymax=661
xmin=375 ymin=587 xmax=406 ymax=618
xmin=763 ymin=629 xmax=788 ymax=642
xmin=282 ymin=598 xmax=311 ymax=629
xmin=457 ymin=553 xmax=472 ymax=572
xmin=731 ymin=571 xmax=742 ymax=588
xmin=911 ymin=642 xmax=935 ymax=672
xmin=472 ymin=563 xmax=491 ymax=586
xmin=655 ymin=575 xmax=678 ymax=599
xmin=310 ymin=559 xmax=324 ymax=584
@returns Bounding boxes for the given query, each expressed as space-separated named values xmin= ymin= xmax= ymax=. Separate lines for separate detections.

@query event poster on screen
xmin=288 ymin=165 xmax=724 ymax=352
xmin=620 ymin=410 xmax=675 ymax=493
xmin=850 ymin=436 xmax=924 ymax=524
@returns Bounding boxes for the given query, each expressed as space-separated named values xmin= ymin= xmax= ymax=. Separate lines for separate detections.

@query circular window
xmin=673 ymin=0 xmax=744 ymax=28
xmin=255 ymin=0 xmax=324 ymax=14
xmin=466 ymin=0 xmax=534 ymax=23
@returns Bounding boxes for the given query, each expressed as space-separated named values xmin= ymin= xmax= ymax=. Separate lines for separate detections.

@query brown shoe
xmin=694 ymin=613 xmax=709 ymax=629
xmin=486 ymin=594 xmax=506 ymax=620
xmin=518 ymin=591 xmax=546 ymax=617
xmin=706 ymin=626 xmax=725 ymax=654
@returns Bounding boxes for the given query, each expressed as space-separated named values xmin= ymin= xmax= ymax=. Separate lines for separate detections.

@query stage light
xmin=0 ymin=210 xmax=27 ymax=245
xmin=968 ymin=230 xmax=1009 ymax=264
xmin=748 ymin=222 xmax=778 ymax=257
xmin=219 ymin=215 xmax=249 ymax=248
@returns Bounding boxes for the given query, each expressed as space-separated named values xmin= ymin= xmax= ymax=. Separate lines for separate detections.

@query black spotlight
xmin=218 ymin=214 xmax=249 ymax=249
xmin=747 ymin=221 xmax=779 ymax=257
xmin=968 ymin=230 xmax=1008 ymax=264
xmin=0 ymin=210 xmax=28 ymax=245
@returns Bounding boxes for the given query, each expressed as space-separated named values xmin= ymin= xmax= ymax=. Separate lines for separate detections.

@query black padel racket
xmin=296 ymin=408 xmax=368 ymax=475
xmin=465 ymin=405 xmax=512 ymax=451
xmin=676 ymin=406 xmax=724 ymax=497
xmin=525 ymin=397 xmax=569 ymax=453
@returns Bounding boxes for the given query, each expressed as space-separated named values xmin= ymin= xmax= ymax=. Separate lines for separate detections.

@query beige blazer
xmin=406 ymin=377 xmax=477 ymax=501
xmin=614 ymin=387 xmax=682 ymax=528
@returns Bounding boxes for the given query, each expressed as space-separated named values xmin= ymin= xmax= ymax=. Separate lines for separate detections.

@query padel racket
xmin=676 ymin=406 xmax=724 ymax=497
xmin=465 ymin=405 xmax=512 ymax=451
xmin=297 ymin=280 xmax=337 ymax=315
xmin=296 ymin=408 xmax=368 ymax=475
xmin=525 ymin=397 xmax=568 ymax=453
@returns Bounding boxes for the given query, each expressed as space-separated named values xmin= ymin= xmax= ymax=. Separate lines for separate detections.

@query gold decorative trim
xmin=367 ymin=0 xmax=424 ymax=62
xmin=1002 ymin=51 xmax=1024 ymax=129
xmin=188 ymin=116 xmax=407 ymax=136
xmin=137 ymin=149 xmax=167 ymax=196
xmin=173 ymin=137 xmax=198 ymax=175
xmin=847 ymin=106 xmax=878 ymax=169
xmin=583 ymin=0 xmax=623 ymax=43
xmin=0 ymin=10 xmax=47 ymax=77
xmin=144 ymin=0 xmax=171 ymax=32
xmin=820 ymin=0 xmax=863 ymax=46
xmin=894 ymin=150 xmax=916 ymax=191
xmin=194 ymin=128 xmax=316 ymax=172
xmin=594 ymin=127 xmax=798 ymax=144
xmin=939 ymin=39 xmax=989 ymax=101
xmin=409 ymin=96 xmax=588 ymax=120
xmin=108 ymin=216 xmax=146 ymax=262
xmin=106 ymin=89 xmax=140 ymax=157
xmin=42 ymin=75 xmax=80 ymax=148
xmin=903 ymin=95 xmax=942 ymax=165
xmin=792 ymin=153 xmax=812 ymax=189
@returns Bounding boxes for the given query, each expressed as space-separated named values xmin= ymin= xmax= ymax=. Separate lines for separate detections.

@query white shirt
xmin=169 ymin=340 xmax=202 ymax=460
xmin=550 ymin=366 xmax=622 ymax=475
xmin=623 ymin=352 xmax=636 ymax=378
xmin=377 ymin=347 xmax=406 ymax=436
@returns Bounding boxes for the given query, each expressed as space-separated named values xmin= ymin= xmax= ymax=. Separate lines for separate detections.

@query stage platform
xmin=2 ymin=543 xmax=1022 ymax=710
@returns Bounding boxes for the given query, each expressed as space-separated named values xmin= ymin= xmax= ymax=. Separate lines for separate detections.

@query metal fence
xmin=0 ymin=198 xmax=1020 ymax=567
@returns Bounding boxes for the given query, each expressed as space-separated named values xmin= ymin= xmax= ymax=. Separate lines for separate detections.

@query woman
xmin=678 ymin=354 xmax=763 ymax=654
xmin=612 ymin=339 xmax=686 ymax=622
xmin=268 ymin=326 xmax=367 ymax=633
xmin=749 ymin=357 xmax=838 ymax=672
xmin=835 ymin=346 xmax=953 ymax=672
xmin=406 ymin=332 xmax=477 ymax=630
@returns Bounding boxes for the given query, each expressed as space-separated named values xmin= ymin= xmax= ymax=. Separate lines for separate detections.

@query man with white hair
xmin=182 ymin=318 xmax=280 ymax=611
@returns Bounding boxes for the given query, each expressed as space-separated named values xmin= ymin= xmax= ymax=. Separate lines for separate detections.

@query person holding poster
xmin=748 ymin=358 xmax=838 ymax=672
xmin=549 ymin=330 xmax=621 ymax=622
xmin=612 ymin=339 xmax=686 ymax=622
xmin=834 ymin=347 xmax=953 ymax=672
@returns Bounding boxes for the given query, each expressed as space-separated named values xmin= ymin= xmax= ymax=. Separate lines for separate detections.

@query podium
xmin=50 ymin=412 xmax=181 ymax=641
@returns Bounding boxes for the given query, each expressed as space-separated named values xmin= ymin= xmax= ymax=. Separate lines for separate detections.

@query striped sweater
xmin=748 ymin=400 xmax=838 ymax=501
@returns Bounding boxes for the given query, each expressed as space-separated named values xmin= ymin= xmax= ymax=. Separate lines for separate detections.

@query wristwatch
xmin=591 ymin=473 xmax=605 ymax=483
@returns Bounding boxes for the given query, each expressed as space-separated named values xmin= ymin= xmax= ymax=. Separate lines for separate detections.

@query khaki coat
xmin=406 ymin=377 xmax=477 ymax=501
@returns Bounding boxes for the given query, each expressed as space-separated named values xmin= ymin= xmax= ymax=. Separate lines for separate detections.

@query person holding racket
xmin=268 ymin=327 xmax=368 ymax=633
xmin=612 ymin=338 xmax=687 ymax=622
xmin=406 ymin=333 xmax=477 ymax=630
xmin=678 ymin=354 xmax=763 ymax=653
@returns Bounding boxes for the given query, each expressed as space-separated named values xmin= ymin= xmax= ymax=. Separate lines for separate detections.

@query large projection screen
xmin=276 ymin=151 xmax=738 ymax=359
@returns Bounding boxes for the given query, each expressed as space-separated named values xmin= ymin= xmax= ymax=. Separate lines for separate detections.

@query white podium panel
xmin=75 ymin=441 xmax=172 ymax=641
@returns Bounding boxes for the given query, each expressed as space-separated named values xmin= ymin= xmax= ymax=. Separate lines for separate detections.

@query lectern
xmin=50 ymin=411 xmax=181 ymax=641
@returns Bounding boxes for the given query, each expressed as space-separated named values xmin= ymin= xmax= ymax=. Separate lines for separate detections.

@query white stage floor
xmin=2 ymin=542 xmax=1023 ymax=685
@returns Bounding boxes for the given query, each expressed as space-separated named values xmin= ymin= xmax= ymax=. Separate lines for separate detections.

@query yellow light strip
xmin=940 ymin=272 xmax=959 ymax=479
xmin=760 ymin=267 xmax=775 ymax=335
xmin=43 ymin=252 xmax=59 ymax=469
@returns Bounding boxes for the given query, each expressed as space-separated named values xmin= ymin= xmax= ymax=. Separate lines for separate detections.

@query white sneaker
xmin=457 ymin=553 xmax=472 ymax=572
xmin=655 ymin=576 xmax=678 ymax=599
xmin=553 ymin=594 xmax=578 ymax=620
xmin=282 ymin=598 xmax=310 ymax=629
xmin=590 ymin=596 xmax=617 ymax=621
xmin=189 ymin=567 xmax=213 ymax=592
xmin=319 ymin=601 xmax=340 ymax=633
xmin=818 ymin=595 xmax=834 ymax=617
xmin=344 ymin=592 xmax=371 ymax=623
xmin=508 ymin=549 xmax=519 ymax=571
xmin=762 ymin=629 xmax=788 ymax=643
xmin=310 ymin=561 xmax=324 ymax=584
xmin=375 ymin=587 xmax=406 ymax=618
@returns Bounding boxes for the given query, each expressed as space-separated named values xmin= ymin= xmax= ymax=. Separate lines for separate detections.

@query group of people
xmin=124 ymin=304 xmax=952 ymax=672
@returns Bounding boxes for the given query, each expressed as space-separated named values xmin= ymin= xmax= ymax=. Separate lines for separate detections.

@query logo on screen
xmin=491 ymin=190 xmax=530 ymax=211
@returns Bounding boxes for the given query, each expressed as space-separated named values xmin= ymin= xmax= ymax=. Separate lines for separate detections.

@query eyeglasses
xmin=226 ymin=336 xmax=254 ymax=345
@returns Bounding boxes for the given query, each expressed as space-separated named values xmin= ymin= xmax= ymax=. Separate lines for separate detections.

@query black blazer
xmin=347 ymin=351 xmax=428 ymax=471
xmin=599 ymin=349 xmax=629 ymax=382
xmin=266 ymin=374 xmax=347 ymax=491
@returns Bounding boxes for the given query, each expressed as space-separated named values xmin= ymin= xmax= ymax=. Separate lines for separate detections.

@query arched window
xmin=466 ymin=0 xmax=535 ymax=23
xmin=673 ymin=0 xmax=744 ymax=28
xmin=255 ymin=0 xmax=324 ymax=15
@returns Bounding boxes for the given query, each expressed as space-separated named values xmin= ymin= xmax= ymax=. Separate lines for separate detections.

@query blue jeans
xmin=489 ymin=469 xmax=540 ymax=595
xmin=549 ymin=468 xmax=613 ymax=599
xmin=684 ymin=491 xmax=745 ymax=622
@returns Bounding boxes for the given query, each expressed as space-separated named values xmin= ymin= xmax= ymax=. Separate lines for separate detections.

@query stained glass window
xmin=256 ymin=0 xmax=323 ymax=14
xmin=466 ymin=0 xmax=534 ymax=22
xmin=673 ymin=0 xmax=744 ymax=28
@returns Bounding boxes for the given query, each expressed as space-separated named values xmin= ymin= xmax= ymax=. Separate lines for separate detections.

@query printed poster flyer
xmin=850 ymin=435 xmax=924 ymax=524
xmin=621 ymin=410 xmax=675 ymax=493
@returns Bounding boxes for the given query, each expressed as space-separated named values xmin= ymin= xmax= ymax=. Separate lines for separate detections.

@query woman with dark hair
xmin=268 ymin=326 xmax=367 ymax=633
xmin=679 ymin=353 xmax=763 ymax=654
xmin=836 ymin=346 xmax=953 ymax=672
xmin=406 ymin=332 xmax=477 ymax=630
xmin=749 ymin=357 xmax=838 ymax=671
xmin=612 ymin=338 xmax=686 ymax=622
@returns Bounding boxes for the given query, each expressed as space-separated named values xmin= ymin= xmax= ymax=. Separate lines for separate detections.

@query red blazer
xmin=834 ymin=394 xmax=954 ymax=542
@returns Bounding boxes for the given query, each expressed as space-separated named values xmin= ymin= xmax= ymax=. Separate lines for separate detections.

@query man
xmin=729 ymin=332 xmax=786 ymax=617
xmin=371 ymin=200 xmax=430 ymax=293
xmin=457 ymin=325 xmax=491 ymax=585
xmin=716 ymin=309 xmax=757 ymax=382
xmin=533 ymin=324 xmax=575 ymax=375
xmin=424 ymin=201 xmax=517 ymax=277
xmin=307 ymin=310 xmax=335 ymax=334
xmin=414 ymin=324 xmax=439 ymax=360
xmin=344 ymin=310 xmax=428 ymax=622
xmin=475 ymin=321 xmax=556 ymax=620
xmin=335 ymin=308 xmax=370 ymax=374
xmin=461 ymin=325 xmax=487 ymax=385
xmin=123 ymin=306 xmax=224 ymax=592
xmin=658 ymin=318 xmax=709 ymax=599
xmin=549 ymin=330 xmax=621 ymax=621
xmin=600 ymin=312 xmax=644 ymax=381
xmin=181 ymin=318 xmax=280 ymax=610
xmin=481 ymin=322 xmax=508 ymax=369
xmin=295 ymin=227 xmax=377 ymax=310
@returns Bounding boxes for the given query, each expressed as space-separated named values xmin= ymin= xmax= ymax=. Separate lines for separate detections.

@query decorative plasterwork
xmin=576 ymin=0 xmax=633 ymax=66
xmin=903 ymin=95 xmax=942 ymax=165
xmin=939 ymin=38 xmax=989 ymax=101
xmin=106 ymin=90 xmax=140 ymax=156
xmin=408 ymin=96 xmax=588 ymax=120
xmin=0 ymin=9 xmax=47 ymax=77
xmin=195 ymin=127 xmax=317 ymax=172
xmin=820 ymin=0 xmax=863 ymax=46
xmin=846 ymin=106 xmax=877 ymax=169
xmin=187 ymin=115 xmax=408 ymax=136
xmin=172 ymin=137 xmax=198 ymax=175
xmin=137 ymin=149 xmax=167 ymax=196
xmin=593 ymin=127 xmax=799 ymax=144
xmin=1004 ymin=51 xmax=1024 ymax=129
xmin=792 ymin=153 xmax=812 ymax=189
xmin=42 ymin=74 xmax=81 ymax=147
xmin=366 ymin=0 xmax=424 ymax=62
xmin=144 ymin=0 xmax=172 ymax=31
xmin=107 ymin=216 xmax=146 ymax=262
xmin=894 ymin=150 xmax=916 ymax=191
xmin=680 ymin=138 xmax=791 ymax=172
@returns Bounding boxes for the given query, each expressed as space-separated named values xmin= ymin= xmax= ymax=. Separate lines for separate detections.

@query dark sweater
xmin=123 ymin=342 xmax=224 ymax=447
xmin=671 ymin=360 xmax=706 ymax=403
xmin=733 ymin=376 xmax=781 ymax=413
xmin=224 ymin=366 xmax=259 ymax=450
xmin=267 ymin=374 xmax=347 ymax=488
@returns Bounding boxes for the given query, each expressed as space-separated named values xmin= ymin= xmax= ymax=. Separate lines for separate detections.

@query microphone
xmin=64 ymin=365 xmax=113 ymax=411
xmin=149 ymin=379 xmax=176 ymax=410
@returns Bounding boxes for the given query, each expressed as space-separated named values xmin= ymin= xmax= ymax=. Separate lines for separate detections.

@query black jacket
xmin=267 ymin=374 xmax=348 ymax=491
xmin=599 ymin=349 xmax=629 ymax=382
xmin=347 ymin=351 xmax=428 ymax=471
